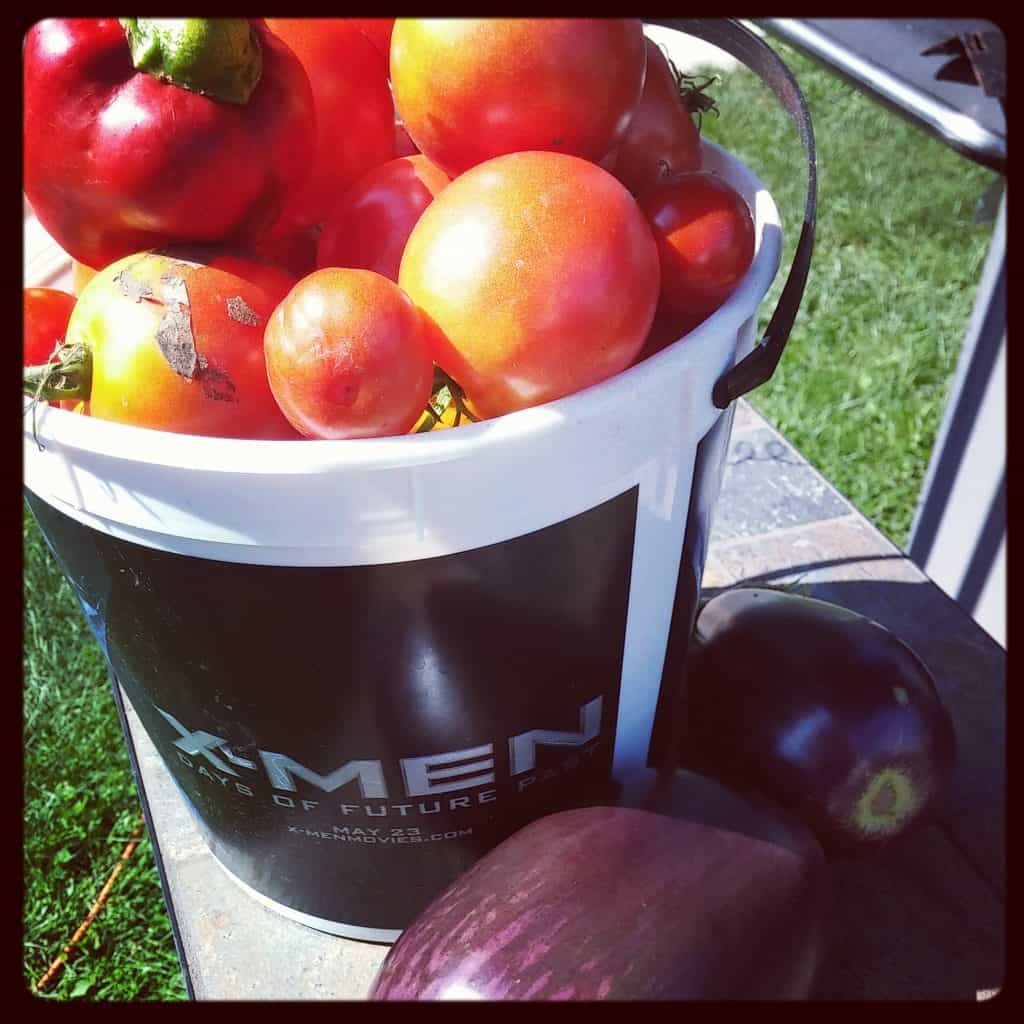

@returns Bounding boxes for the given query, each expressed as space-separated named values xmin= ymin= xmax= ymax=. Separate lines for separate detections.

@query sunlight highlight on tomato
xmin=399 ymin=151 xmax=660 ymax=418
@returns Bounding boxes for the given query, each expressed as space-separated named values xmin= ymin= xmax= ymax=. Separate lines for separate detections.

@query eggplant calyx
xmin=121 ymin=18 xmax=263 ymax=105
xmin=849 ymin=766 xmax=923 ymax=839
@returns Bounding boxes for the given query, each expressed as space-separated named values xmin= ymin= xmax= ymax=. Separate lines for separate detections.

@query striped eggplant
xmin=369 ymin=769 xmax=829 ymax=1000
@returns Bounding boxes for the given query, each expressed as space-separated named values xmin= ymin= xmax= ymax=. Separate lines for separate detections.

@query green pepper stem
xmin=120 ymin=18 xmax=263 ymax=105
xmin=23 ymin=344 xmax=92 ymax=402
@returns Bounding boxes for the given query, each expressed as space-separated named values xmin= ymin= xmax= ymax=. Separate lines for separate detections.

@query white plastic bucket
xmin=24 ymin=138 xmax=782 ymax=940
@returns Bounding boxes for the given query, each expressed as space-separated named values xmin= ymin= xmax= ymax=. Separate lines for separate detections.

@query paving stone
xmin=703 ymin=513 xmax=916 ymax=590
xmin=730 ymin=398 xmax=767 ymax=435
xmin=711 ymin=426 xmax=853 ymax=542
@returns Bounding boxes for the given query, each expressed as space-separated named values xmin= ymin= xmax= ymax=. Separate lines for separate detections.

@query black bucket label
xmin=26 ymin=488 xmax=638 ymax=933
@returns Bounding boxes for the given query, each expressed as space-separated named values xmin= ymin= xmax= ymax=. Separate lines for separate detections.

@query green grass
xmin=21 ymin=34 xmax=998 ymax=1001
xmin=23 ymin=507 xmax=187 ymax=1002
xmin=696 ymin=37 xmax=998 ymax=546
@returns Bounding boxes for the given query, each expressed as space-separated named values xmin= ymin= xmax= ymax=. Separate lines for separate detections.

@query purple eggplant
xmin=678 ymin=587 xmax=957 ymax=859
xmin=369 ymin=770 xmax=829 ymax=1001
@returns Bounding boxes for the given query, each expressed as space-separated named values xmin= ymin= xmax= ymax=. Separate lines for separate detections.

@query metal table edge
xmin=757 ymin=18 xmax=1006 ymax=174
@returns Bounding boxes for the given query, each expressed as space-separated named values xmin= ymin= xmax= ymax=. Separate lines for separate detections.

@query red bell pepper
xmin=23 ymin=18 xmax=316 ymax=270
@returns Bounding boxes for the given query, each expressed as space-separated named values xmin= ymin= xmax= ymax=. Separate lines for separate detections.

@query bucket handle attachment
xmin=646 ymin=18 xmax=818 ymax=409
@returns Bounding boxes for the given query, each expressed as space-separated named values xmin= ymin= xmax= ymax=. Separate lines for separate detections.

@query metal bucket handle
xmin=647 ymin=18 xmax=818 ymax=409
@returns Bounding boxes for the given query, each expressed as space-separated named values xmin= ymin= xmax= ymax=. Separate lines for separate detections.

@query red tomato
xmin=244 ymin=221 xmax=321 ymax=280
xmin=67 ymin=249 xmax=300 ymax=438
xmin=264 ymin=268 xmax=434 ymax=439
xmin=263 ymin=19 xmax=397 ymax=231
xmin=348 ymin=18 xmax=395 ymax=64
xmin=606 ymin=38 xmax=702 ymax=197
xmin=23 ymin=288 xmax=76 ymax=366
xmin=317 ymin=155 xmax=451 ymax=282
xmin=398 ymin=151 xmax=660 ymax=418
xmin=23 ymin=287 xmax=90 ymax=412
xmin=185 ymin=249 xmax=298 ymax=299
xmin=638 ymin=172 xmax=755 ymax=329
xmin=390 ymin=19 xmax=647 ymax=176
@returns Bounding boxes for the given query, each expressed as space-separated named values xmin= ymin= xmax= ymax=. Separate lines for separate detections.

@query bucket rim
xmin=23 ymin=139 xmax=782 ymax=475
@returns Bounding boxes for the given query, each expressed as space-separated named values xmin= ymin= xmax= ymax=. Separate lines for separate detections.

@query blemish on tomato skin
xmin=226 ymin=295 xmax=261 ymax=326
xmin=197 ymin=360 xmax=238 ymax=403
xmin=113 ymin=266 xmax=154 ymax=302
xmin=324 ymin=376 xmax=361 ymax=409
xmin=154 ymin=300 xmax=197 ymax=379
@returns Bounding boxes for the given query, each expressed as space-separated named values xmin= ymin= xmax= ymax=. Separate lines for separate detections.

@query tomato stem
xmin=660 ymin=46 xmax=719 ymax=130
xmin=417 ymin=365 xmax=480 ymax=432
xmin=23 ymin=343 xmax=93 ymax=402
xmin=446 ymin=375 xmax=479 ymax=424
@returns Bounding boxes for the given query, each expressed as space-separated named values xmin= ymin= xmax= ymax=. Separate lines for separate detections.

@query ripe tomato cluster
xmin=23 ymin=18 xmax=756 ymax=441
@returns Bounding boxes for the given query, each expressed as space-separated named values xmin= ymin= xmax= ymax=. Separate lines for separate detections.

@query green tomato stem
xmin=23 ymin=344 xmax=93 ymax=402
xmin=120 ymin=18 xmax=263 ymax=105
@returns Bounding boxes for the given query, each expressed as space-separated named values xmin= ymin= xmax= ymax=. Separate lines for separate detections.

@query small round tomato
xmin=638 ymin=172 xmax=755 ymax=329
xmin=606 ymin=37 xmax=702 ymax=197
xmin=317 ymin=155 xmax=451 ymax=282
xmin=264 ymin=268 xmax=434 ymax=439
xmin=390 ymin=19 xmax=647 ymax=176
xmin=398 ymin=151 xmax=660 ymax=418
xmin=23 ymin=287 xmax=76 ymax=366
xmin=264 ymin=19 xmax=397 ymax=231
xmin=64 ymin=248 xmax=300 ymax=438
